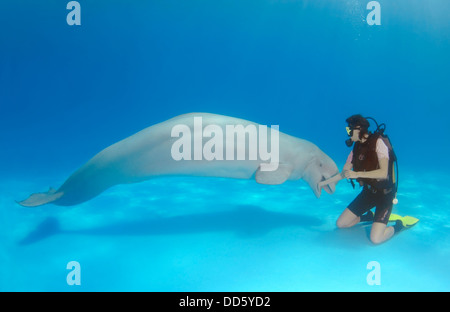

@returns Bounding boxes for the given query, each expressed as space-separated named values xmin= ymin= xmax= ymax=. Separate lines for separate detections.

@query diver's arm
xmin=318 ymin=162 xmax=353 ymax=188
xmin=344 ymin=158 xmax=389 ymax=180
xmin=318 ymin=173 xmax=343 ymax=189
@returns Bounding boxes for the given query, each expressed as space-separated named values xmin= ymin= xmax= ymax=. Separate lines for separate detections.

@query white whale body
xmin=18 ymin=113 xmax=338 ymax=207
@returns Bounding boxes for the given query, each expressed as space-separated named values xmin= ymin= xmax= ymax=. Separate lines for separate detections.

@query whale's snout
xmin=318 ymin=176 xmax=336 ymax=197
xmin=313 ymin=175 xmax=335 ymax=199
xmin=304 ymin=152 xmax=339 ymax=199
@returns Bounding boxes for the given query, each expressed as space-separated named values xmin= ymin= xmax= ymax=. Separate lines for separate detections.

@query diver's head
xmin=345 ymin=114 xmax=370 ymax=146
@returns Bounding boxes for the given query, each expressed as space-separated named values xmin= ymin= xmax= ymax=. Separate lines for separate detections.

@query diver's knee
xmin=336 ymin=217 xmax=353 ymax=228
xmin=370 ymin=222 xmax=390 ymax=245
xmin=336 ymin=208 xmax=356 ymax=228
xmin=370 ymin=234 xmax=383 ymax=245
xmin=336 ymin=218 xmax=347 ymax=228
xmin=370 ymin=229 xmax=386 ymax=245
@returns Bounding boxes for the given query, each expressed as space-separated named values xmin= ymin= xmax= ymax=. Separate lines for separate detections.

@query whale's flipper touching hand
xmin=17 ymin=187 xmax=63 ymax=207
xmin=17 ymin=113 xmax=339 ymax=207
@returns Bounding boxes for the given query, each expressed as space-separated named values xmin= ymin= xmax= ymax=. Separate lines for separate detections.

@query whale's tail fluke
xmin=16 ymin=187 xmax=63 ymax=207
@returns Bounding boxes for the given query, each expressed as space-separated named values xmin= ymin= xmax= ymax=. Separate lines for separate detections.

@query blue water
xmin=1 ymin=0 xmax=449 ymax=291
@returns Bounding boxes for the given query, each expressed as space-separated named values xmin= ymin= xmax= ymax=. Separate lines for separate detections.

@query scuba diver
xmin=318 ymin=114 xmax=418 ymax=244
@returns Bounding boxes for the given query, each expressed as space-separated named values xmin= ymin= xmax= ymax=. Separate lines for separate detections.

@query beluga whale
xmin=18 ymin=113 xmax=339 ymax=207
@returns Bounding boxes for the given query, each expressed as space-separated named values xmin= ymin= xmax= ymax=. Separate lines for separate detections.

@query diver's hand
xmin=343 ymin=170 xmax=358 ymax=179
xmin=318 ymin=181 xmax=326 ymax=189
xmin=318 ymin=171 xmax=346 ymax=190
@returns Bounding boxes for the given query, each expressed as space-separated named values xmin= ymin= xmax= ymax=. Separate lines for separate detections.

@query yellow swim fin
xmin=390 ymin=214 xmax=419 ymax=233
xmin=389 ymin=213 xmax=402 ymax=222
xmin=400 ymin=216 xmax=419 ymax=228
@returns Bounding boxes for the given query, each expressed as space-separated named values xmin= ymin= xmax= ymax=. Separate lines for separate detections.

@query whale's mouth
xmin=315 ymin=176 xmax=335 ymax=198
xmin=323 ymin=183 xmax=333 ymax=195
xmin=303 ymin=159 xmax=338 ymax=199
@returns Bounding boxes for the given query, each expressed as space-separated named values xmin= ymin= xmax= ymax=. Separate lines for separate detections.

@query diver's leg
xmin=370 ymin=222 xmax=395 ymax=244
xmin=337 ymin=188 xmax=374 ymax=228
xmin=336 ymin=208 xmax=360 ymax=228
xmin=369 ymin=190 xmax=395 ymax=244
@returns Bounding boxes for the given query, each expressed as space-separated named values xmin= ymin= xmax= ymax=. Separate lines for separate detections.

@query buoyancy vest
xmin=352 ymin=133 xmax=394 ymax=190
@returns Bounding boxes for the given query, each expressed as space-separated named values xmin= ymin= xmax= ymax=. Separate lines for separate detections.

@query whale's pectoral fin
xmin=255 ymin=163 xmax=293 ymax=185
xmin=16 ymin=187 xmax=63 ymax=207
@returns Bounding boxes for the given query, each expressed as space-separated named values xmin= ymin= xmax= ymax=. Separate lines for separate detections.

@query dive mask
xmin=346 ymin=126 xmax=360 ymax=137
xmin=345 ymin=126 xmax=359 ymax=147
xmin=346 ymin=126 xmax=351 ymax=136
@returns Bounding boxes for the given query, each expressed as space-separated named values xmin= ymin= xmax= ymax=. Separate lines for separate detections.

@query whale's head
xmin=302 ymin=148 xmax=339 ymax=198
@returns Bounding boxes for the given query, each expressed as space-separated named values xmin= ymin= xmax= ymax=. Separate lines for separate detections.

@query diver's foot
xmin=393 ymin=216 xmax=419 ymax=234
xmin=393 ymin=219 xmax=404 ymax=233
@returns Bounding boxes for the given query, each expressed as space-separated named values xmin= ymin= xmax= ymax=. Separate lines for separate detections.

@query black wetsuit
xmin=347 ymin=134 xmax=394 ymax=224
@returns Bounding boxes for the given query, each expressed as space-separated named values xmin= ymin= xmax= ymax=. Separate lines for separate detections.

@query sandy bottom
xmin=1 ymin=169 xmax=449 ymax=291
